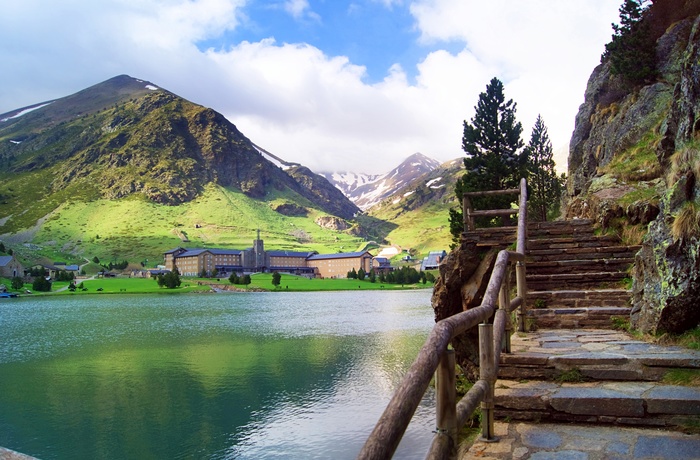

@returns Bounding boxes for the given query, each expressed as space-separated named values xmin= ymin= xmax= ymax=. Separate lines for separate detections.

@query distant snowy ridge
xmin=322 ymin=152 xmax=441 ymax=211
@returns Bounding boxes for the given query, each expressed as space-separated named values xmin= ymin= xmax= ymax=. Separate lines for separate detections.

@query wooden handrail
xmin=358 ymin=179 xmax=528 ymax=460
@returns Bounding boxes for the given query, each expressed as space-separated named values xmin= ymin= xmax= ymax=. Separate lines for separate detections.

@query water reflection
xmin=0 ymin=291 xmax=436 ymax=459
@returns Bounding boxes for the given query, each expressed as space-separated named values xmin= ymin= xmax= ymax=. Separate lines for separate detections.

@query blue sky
xmin=197 ymin=1 xmax=434 ymax=84
xmin=0 ymin=0 xmax=621 ymax=174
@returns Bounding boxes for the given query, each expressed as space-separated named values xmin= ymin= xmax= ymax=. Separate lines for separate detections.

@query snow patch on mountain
xmin=1 ymin=102 xmax=54 ymax=122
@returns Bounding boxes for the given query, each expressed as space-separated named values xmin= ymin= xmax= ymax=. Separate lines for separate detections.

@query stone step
xmin=498 ymin=329 xmax=700 ymax=381
xmin=526 ymin=306 xmax=632 ymax=329
xmin=528 ymin=289 xmax=631 ymax=309
xmin=527 ymin=246 xmax=641 ymax=262
xmin=527 ymin=235 xmax=622 ymax=250
xmin=494 ymin=380 xmax=700 ymax=427
xmin=526 ymin=272 xmax=629 ymax=290
xmin=528 ymin=219 xmax=596 ymax=237
xmin=527 ymin=258 xmax=635 ymax=275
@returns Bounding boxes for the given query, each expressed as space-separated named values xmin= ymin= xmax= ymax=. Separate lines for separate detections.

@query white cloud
xmin=0 ymin=0 xmax=621 ymax=175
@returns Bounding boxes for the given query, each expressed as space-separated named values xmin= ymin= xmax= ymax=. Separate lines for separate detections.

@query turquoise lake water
xmin=0 ymin=290 xmax=437 ymax=459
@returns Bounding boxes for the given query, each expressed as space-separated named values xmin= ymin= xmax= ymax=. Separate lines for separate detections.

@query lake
xmin=0 ymin=290 xmax=437 ymax=459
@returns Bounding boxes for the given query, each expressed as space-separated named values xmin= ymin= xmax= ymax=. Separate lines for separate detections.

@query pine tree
xmin=271 ymin=271 xmax=281 ymax=288
xmin=524 ymin=116 xmax=564 ymax=221
xmin=602 ymin=0 xmax=656 ymax=85
xmin=450 ymin=77 xmax=524 ymax=241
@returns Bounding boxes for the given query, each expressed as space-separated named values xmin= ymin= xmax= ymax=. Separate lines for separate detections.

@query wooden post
xmin=436 ymin=348 xmax=457 ymax=457
xmin=463 ymin=195 xmax=474 ymax=232
xmin=498 ymin=268 xmax=512 ymax=353
xmin=516 ymin=261 xmax=527 ymax=332
xmin=479 ymin=323 xmax=497 ymax=442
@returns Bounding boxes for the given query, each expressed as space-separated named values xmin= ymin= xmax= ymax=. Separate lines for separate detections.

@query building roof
xmin=421 ymin=250 xmax=447 ymax=270
xmin=164 ymin=247 xmax=186 ymax=255
xmin=65 ymin=265 xmax=80 ymax=271
xmin=175 ymin=248 xmax=242 ymax=258
xmin=0 ymin=256 xmax=14 ymax=267
xmin=307 ymin=251 xmax=371 ymax=261
xmin=267 ymin=250 xmax=317 ymax=258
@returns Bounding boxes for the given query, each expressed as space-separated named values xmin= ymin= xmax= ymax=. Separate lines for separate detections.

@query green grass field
xmin=1 ymin=273 xmax=433 ymax=296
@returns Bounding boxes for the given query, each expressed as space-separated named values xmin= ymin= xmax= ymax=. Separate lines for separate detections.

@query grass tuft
xmin=556 ymin=368 xmax=586 ymax=383
xmin=662 ymin=369 xmax=700 ymax=387
xmin=671 ymin=201 xmax=700 ymax=242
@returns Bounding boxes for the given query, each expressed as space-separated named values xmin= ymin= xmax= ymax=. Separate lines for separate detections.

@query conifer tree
xmin=524 ymin=115 xmax=564 ymax=221
xmin=602 ymin=0 xmax=656 ymax=85
xmin=450 ymin=77 xmax=524 ymax=241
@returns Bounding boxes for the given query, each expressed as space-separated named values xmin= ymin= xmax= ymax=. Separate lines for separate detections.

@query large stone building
xmin=164 ymin=235 xmax=373 ymax=278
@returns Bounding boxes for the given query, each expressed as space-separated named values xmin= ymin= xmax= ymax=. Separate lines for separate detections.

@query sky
xmin=0 ymin=0 xmax=621 ymax=175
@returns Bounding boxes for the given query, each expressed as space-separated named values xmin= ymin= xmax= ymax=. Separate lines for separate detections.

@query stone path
xmin=462 ymin=329 xmax=700 ymax=458
xmin=463 ymin=421 xmax=700 ymax=459
xmin=500 ymin=329 xmax=700 ymax=382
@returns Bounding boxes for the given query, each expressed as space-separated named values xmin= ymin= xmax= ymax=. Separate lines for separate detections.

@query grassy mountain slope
xmin=0 ymin=75 xmax=370 ymax=265
xmin=4 ymin=184 xmax=369 ymax=266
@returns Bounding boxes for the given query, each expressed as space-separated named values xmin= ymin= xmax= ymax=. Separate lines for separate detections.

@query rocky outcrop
xmin=315 ymin=216 xmax=350 ymax=231
xmin=567 ymin=9 xmax=700 ymax=333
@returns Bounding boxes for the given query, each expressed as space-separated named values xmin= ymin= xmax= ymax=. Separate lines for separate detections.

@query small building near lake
xmin=0 ymin=255 xmax=23 ymax=278
xmin=420 ymin=250 xmax=447 ymax=271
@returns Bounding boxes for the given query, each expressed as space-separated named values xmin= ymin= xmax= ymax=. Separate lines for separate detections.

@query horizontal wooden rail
xmin=469 ymin=209 xmax=518 ymax=218
xmin=463 ymin=188 xmax=519 ymax=198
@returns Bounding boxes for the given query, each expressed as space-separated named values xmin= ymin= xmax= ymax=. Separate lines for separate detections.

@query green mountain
xmin=0 ymin=75 xmax=371 ymax=265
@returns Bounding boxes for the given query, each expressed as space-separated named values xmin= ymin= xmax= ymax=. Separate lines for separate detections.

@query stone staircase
xmin=468 ymin=220 xmax=700 ymax=433
xmin=525 ymin=219 xmax=640 ymax=330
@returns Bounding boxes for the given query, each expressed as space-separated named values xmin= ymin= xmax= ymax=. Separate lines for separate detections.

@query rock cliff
xmin=566 ymin=2 xmax=700 ymax=333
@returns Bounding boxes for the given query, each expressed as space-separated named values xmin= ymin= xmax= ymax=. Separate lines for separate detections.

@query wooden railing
xmin=357 ymin=179 xmax=528 ymax=460
xmin=463 ymin=181 xmax=525 ymax=232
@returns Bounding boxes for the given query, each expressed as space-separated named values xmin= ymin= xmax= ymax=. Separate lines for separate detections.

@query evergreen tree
xmin=241 ymin=274 xmax=251 ymax=286
xmin=271 ymin=271 xmax=281 ymax=288
xmin=602 ymin=0 xmax=656 ymax=85
xmin=163 ymin=268 xmax=181 ymax=289
xmin=357 ymin=268 xmax=366 ymax=281
xmin=229 ymin=273 xmax=239 ymax=284
xmin=0 ymin=242 xmax=5 ymax=253
xmin=11 ymin=276 xmax=23 ymax=290
xmin=524 ymin=115 xmax=565 ymax=221
xmin=32 ymin=276 xmax=52 ymax=292
xmin=450 ymin=77 xmax=525 ymax=241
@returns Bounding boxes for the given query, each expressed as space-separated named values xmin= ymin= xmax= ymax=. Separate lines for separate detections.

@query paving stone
xmin=549 ymin=387 xmax=645 ymax=417
xmin=633 ymin=435 xmax=700 ymax=459
xmin=495 ymin=387 xmax=550 ymax=410
xmin=518 ymin=427 xmax=562 ymax=449
xmin=542 ymin=341 xmax=582 ymax=349
xmin=581 ymin=368 xmax=642 ymax=381
xmin=645 ymin=386 xmax=700 ymax=415
xmin=529 ymin=451 xmax=588 ymax=460
xmin=550 ymin=352 xmax=629 ymax=365
xmin=637 ymin=354 xmax=700 ymax=368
